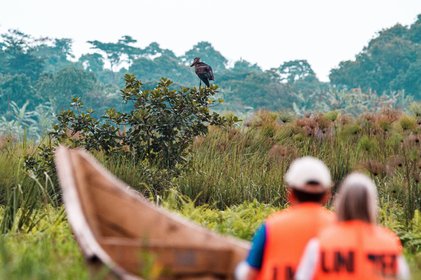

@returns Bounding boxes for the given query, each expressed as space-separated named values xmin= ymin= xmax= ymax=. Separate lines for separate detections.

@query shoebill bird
xmin=190 ymin=57 xmax=214 ymax=87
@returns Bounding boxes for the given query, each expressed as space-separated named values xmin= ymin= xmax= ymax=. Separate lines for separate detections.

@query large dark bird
xmin=190 ymin=57 xmax=214 ymax=87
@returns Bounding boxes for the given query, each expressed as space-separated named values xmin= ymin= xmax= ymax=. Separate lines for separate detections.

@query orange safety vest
xmin=314 ymin=221 xmax=402 ymax=280
xmin=258 ymin=203 xmax=334 ymax=280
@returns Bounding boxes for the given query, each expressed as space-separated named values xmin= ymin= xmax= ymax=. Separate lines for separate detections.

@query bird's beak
xmin=190 ymin=62 xmax=195 ymax=67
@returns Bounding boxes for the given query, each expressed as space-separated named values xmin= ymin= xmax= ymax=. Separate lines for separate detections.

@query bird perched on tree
xmin=190 ymin=57 xmax=214 ymax=87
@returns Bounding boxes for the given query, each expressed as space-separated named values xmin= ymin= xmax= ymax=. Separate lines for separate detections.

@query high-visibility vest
xmin=314 ymin=221 xmax=402 ymax=280
xmin=257 ymin=203 xmax=334 ymax=280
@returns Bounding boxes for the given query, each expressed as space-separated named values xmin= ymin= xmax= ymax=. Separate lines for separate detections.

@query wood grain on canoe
xmin=55 ymin=146 xmax=250 ymax=279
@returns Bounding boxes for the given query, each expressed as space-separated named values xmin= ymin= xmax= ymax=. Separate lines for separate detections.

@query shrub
xmin=25 ymin=74 xmax=228 ymax=194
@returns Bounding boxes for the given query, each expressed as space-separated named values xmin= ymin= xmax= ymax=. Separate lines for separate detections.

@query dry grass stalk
xmin=361 ymin=160 xmax=390 ymax=178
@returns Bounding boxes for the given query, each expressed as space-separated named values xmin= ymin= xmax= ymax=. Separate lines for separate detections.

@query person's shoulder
xmin=375 ymin=225 xmax=402 ymax=245
xmin=373 ymin=225 xmax=397 ymax=236
xmin=266 ymin=209 xmax=289 ymax=220
xmin=303 ymin=204 xmax=336 ymax=225
xmin=317 ymin=222 xmax=344 ymax=239
xmin=264 ymin=209 xmax=299 ymax=229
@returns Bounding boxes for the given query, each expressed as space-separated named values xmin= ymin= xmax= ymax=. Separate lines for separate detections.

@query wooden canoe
xmin=54 ymin=146 xmax=250 ymax=280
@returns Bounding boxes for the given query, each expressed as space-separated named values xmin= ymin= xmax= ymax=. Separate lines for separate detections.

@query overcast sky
xmin=1 ymin=0 xmax=421 ymax=81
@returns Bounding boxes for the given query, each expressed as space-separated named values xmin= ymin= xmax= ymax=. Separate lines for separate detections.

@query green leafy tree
xmin=0 ymin=41 xmax=7 ymax=72
xmin=143 ymin=42 xmax=176 ymax=58
xmin=116 ymin=75 xmax=225 ymax=169
xmin=329 ymin=21 xmax=420 ymax=98
xmin=331 ymin=35 xmax=417 ymax=94
xmin=129 ymin=55 xmax=196 ymax=87
xmin=408 ymin=14 xmax=421 ymax=43
xmin=117 ymin=35 xmax=142 ymax=61
xmin=276 ymin=59 xmax=317 ymax=84
xmin=269 ymin=59 xmax=324 ymax=97
xmin=32 ymin=38 xmax=74 ymax=72
xmin=182 ymin=41 xmax=227 ymax=72
xmin=26 ymin=74 xmax=227 ymax=191
xmin=0 ymin=74 xmax=37 ymax=112
xmin=78 ymin=53 xmax=105 ymax=74
xmin=232 ymin=59 xmax=262 ymax=73
xmin=87 ymin=36 xmax=143 ymax=85
xmin=393 ymin=54 xmax=421 ymax=99
xmin=36 ymin=66 xmax=97 ymax=111
xmin=88 ymin=36 xmax=142 ymax=72
xmin=218 ymin=69 xmax=295 ymax=111
xmin=1 ymin=30 xmax=44 ymax=81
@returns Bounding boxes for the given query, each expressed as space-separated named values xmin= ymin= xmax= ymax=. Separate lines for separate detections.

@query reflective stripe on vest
xmin=315 ymin=221 xmax=402 ymax=280
xmin=257 ymin=203 xmax=334 ymax=280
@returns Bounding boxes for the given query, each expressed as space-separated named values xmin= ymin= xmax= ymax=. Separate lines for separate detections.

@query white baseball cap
xmin=284 ymin=156 xmax=332 ymax=193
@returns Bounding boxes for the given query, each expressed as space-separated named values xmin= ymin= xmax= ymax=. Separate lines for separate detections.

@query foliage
xmin=274 ymin=59 xmax=317 ymax=84
xmin=129 ymin=55 xmax=196 ymax=87
xmin=292 ymin=88 xmax=412 ymax=116
xmin=0 ymin=30 xmax=45 ymax=81
xmin=181 ymin=41 xmax=228 ymax=72
xmin=0 ymin=28 xmax=321 ymax=116
xmin=1 ymin=109 xmax=421 ymax=277
xmin=2 ymin=15 xmax=421 ymax=137
xmin=176 ymin=110 xmax=421 ymax=223
xmin=0 ymin=101 xmax=54 ymax=140
xmin=0 ymin=142 xmax=59 ymax=234
xmin=330 ymin=17 xmax=421 ymax=99
xmin=26 ymin=74 xmax=227 ymax=191
xmin=2 ymin=19 xmax=421 ymax=276
xmin=218 ymin=68 xmax=297 ymax=111
xmin=0 ymin=204 xmax=419 ymax=279
xmin=87 ymin=36 xmax=142 ymax=72
xmin=116 ymin=75 xmax=225 ymax=168
xmin=0 ymin=74 xmax=37 ymax=111
xmin=78 ymin=53 xmax=105 ymax=74
xmin=32 ymin=38 xmax=74 ymax=73
xmin=0 ymin=179 xmax=419 ymax=279
xmin=399 ymin=210 xmax=421 ymax=254
xmin=0 ymin=208 xmax=88 ymax=280
xmin=35 ymin=66 xmax=98 ymax=111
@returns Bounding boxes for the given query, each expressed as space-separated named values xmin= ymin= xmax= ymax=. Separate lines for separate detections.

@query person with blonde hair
xmin=236 ymin=157 xmax=335 ymax=280
xmin=295 ymin=172 xmax=410 ymax=280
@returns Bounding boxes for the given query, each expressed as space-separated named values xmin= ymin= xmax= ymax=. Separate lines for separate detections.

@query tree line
xmin=330 ymin=14 xmax=421 ymax=99
xmin=0 ymin=14 xmax=420 ymax=120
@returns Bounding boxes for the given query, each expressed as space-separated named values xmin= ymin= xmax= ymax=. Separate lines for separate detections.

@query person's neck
xmin=290 ymin=201 xmax=322 ymax=206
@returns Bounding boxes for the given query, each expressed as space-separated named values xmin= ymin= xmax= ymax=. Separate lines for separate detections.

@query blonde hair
xmin=335 ymin=173 xmax=378 ymax=224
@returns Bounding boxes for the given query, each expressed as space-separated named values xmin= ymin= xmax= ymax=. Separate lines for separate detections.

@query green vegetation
xmin=1 ymin=14 xmax=421 ymax=127
xmin=1 ymin=106 xmax=421 ymax=278
xmin=330 ymin=14 xmax=421 ymax=98
xmin=24 ymin=74 xmax=227 ymax=193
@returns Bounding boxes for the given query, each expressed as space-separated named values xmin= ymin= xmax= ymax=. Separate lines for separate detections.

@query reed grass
xmin=0 ymin=109 xmax=420 ymax=278
xmin=176 ymin=110 xmax=420 ymax=223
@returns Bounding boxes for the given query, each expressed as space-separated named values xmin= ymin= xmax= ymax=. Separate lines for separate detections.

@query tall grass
xmin=0 ymin=140 xmax=60 ymax=234
xmin=177 ymin=110 xmax=421 ymax=223
xmin=0 ymin=207 xmax=88 ymax=280
xmin=1 ymin=109 xmax=420 ymax=225
xmin=0 ymin=109 xmax=420 ymax=278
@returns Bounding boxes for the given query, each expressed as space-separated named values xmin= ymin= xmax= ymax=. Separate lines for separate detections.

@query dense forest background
xmin=1 ymin=15 xmax=421 ymax=139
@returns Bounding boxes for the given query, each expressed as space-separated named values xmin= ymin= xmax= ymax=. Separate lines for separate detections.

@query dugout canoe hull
xmin=54 ymin=146 xmax=250 ymax=280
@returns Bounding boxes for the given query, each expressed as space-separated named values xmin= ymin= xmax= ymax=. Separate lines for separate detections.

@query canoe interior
xmin=56 ymin=147 xmax=249 ymax=279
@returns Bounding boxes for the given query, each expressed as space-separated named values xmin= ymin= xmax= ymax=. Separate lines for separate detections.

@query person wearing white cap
xmin=236 ymin=157 xmax=335 ymax=280
xmin=295 ymin=172 xmax=410 ymax=280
